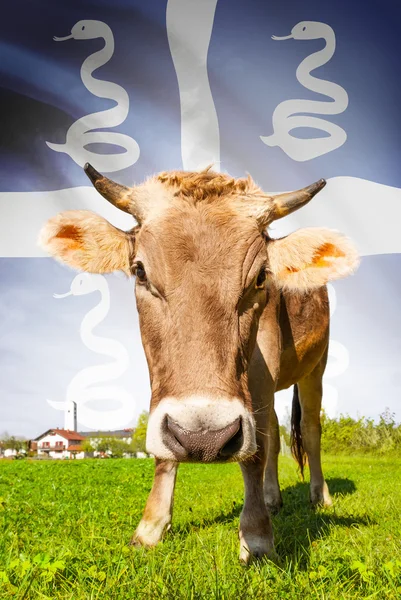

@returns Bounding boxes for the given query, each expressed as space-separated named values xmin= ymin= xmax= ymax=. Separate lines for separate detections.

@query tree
xmin=130 ymin=411 xmax=149 ymax=454
xmin=1 ymin=435 xmax=26 ymax=452
xmin=95 ymin=436 xmax=112 ymax=455
xmin=279 ymin=424 xmax=291 ymax=448
xmin=108 ymin=438 xmax=130 ymax=458
xmin=81 ymin=439 xmax=95 ymax=454
xmin=90 ymin=435 xmax=130 ymax=458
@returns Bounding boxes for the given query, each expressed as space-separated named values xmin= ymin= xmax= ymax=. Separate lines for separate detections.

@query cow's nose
xmin=163 ymin=416 xmax=243 ymax=462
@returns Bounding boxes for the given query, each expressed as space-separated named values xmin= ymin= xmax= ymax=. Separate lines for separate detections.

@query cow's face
xmin=132 ymin=203 xmax=269 ymax=463
xmin=40 ymin=165 xmax=358 ymax=463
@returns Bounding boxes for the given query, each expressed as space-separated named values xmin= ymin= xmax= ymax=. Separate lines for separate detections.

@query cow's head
xmin=39 ymin=165 xmax=358 ymax=463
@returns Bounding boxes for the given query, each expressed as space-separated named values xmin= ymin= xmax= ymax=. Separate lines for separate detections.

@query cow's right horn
xmin=84 ymin=163 xmax=147 ymax=224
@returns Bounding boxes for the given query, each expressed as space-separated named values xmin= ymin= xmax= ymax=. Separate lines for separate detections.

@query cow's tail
xmin=290 ymin=384 xmax=306 ymax=480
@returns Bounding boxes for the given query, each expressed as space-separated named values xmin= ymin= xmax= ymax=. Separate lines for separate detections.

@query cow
xmin=39 ymin=163 xmax=359 ymax=563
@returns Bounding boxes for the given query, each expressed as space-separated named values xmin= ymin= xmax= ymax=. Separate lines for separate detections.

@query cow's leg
xmin=241 ymin=302 xmax=281 ymax=563
xmin=130 ymin=459 xmax=178 ymax=547
xmin=297 ymin=361 xmax=332 ymax=507
xmin=239 ymin=432 xmax=275 ymax=563
xmin=263 ymin=406 xmax=283 ymax=513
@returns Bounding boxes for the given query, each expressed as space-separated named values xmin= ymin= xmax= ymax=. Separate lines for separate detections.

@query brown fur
xmin=156 ymin=166 xmax=260 ymax=200
xmin=133 ymin=203 xmax=266 ymax=408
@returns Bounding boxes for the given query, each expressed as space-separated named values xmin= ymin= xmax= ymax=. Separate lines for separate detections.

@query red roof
xmin=35 ymin=429 xmax=86 ymax=442
xmin=55 ymin=429 xmax=85 ymax=441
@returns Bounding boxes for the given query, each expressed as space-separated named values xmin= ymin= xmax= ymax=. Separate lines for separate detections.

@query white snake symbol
xmin=46 ymin=20 xmax=139 ymax=172
xmin=47 ymin=274 xmax=135 ymax=430
xmin=261 ymin=21 xmax=348 ymax=162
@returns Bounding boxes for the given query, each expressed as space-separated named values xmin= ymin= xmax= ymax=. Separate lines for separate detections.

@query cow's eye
xmin=135 ymin=262 xmax=147 ymax=284
xmin=256 ymin=267 xmax=266 ymax=288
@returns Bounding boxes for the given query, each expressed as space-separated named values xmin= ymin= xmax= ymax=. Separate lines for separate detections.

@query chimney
xmin=64 ymin=401 xmax=77 ymax=432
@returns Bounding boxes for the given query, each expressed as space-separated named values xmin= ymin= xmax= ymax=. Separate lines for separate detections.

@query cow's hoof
xmin=265 ymin=495 xmax=283 ymax=515
xmin=310 ymin=481 xmax=333 ymax=508
xmin=129 ymin=518 xmax=171 ymax=548
xmin=239 ymin=532 xmax=275 ymax=565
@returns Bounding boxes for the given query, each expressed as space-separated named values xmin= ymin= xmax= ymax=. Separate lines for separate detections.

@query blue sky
xmin=0 ymin=259 xmax=149 ymax=438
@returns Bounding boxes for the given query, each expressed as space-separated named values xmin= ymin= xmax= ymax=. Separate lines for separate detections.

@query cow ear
xmin=267 ymin=228 xmax=359 ymax=291
xmin=38 ymin=210 xmax=135 ymax=275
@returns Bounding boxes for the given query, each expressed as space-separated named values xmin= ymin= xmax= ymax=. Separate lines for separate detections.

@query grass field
xmin=0 ymin=455 xmax=400 ymax=599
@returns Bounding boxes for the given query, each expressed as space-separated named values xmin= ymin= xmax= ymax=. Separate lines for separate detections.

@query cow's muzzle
xmin=163 ymin=416 xmax=243 ymax=462
xmin=146 ymin=396 xmax=257 ymax=463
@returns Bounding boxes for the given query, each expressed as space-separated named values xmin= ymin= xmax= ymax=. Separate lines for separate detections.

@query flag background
xmin=1 ymin=0 xmax=400 ymax=437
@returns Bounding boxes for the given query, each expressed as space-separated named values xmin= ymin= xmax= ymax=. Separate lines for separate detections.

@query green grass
xmin=0 ymin=455 xmax=400 ymax=599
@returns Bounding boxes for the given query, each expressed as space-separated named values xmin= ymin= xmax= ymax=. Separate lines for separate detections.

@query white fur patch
xmin=146 ymin=396 xmax=256 ymax=461
xmin=133 ymin=518 xmax=171 ymax=547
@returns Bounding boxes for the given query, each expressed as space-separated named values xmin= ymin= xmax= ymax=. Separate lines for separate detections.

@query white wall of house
xmin=37 ymin=432 xmax=69 ymax=452
xmin=47 ymin=450 xmax=62 ymax=459
xmin=4 ymin=448 xmax=17 ymax=458
xmin=88 ymin=436 xmax=132 ymax=446
xmin=42 ymin=448 xmax=85 ymax=460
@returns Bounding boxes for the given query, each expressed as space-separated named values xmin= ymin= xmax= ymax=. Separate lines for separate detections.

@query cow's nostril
xmin=162 ymin=416 xmax=188 ymax=460
xmin=163 ymin=415 xmax=242 ymax=462
xmin=166 ymin=416 xmax=188 ymax=448
xmin=219 ymin=420 xmax=243 ymax=458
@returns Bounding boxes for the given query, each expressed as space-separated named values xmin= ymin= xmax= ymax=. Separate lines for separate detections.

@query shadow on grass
xmin=273 ymin=478 xmax=374 ymax=567
xmin=282 ymin=476 xmax=356 ymax=507
xmin=273 ymin=510 xmax=375 ymax=569
xmin=175 ymin=502 xmax=242 ymax=534
xmin=326 ymin=476 xmax=357 ymax=496
xmin=175 ymin=477 xmax=374 ymax=569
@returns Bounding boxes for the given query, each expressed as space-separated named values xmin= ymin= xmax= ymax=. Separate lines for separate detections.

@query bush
xmin=92 ymin=436 xmax=130 ymax=458
xmin=321 ymin=408 xmax=401 ymax=455
xmin=129 ymin=411 xmax=149 ymax=454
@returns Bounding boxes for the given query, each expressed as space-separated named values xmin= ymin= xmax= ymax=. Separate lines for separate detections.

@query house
xmin=79 ymin=428 xmax=134 ymax=457
xmin=0 ymin=438 xmax=27 ymax=459
xmin=3 ymin=448 xmax=18 ymax=458
xmin=27 ymin=427 xmax=147 ymax=459
xmin=31 ymin=428 xmax=86 ymax=459
xmin=79 ymin=428 xmax=134 ymax=444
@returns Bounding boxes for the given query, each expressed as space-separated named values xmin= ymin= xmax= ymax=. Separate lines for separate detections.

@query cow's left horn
xmin=270 ymin=179 xmax=326 ymax=221
xmin=84 ymin=163 xmax=133 ymax=215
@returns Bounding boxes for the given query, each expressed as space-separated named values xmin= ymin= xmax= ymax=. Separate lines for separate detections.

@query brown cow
xmin=39 ymin=164 xmax=359 ymax=563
